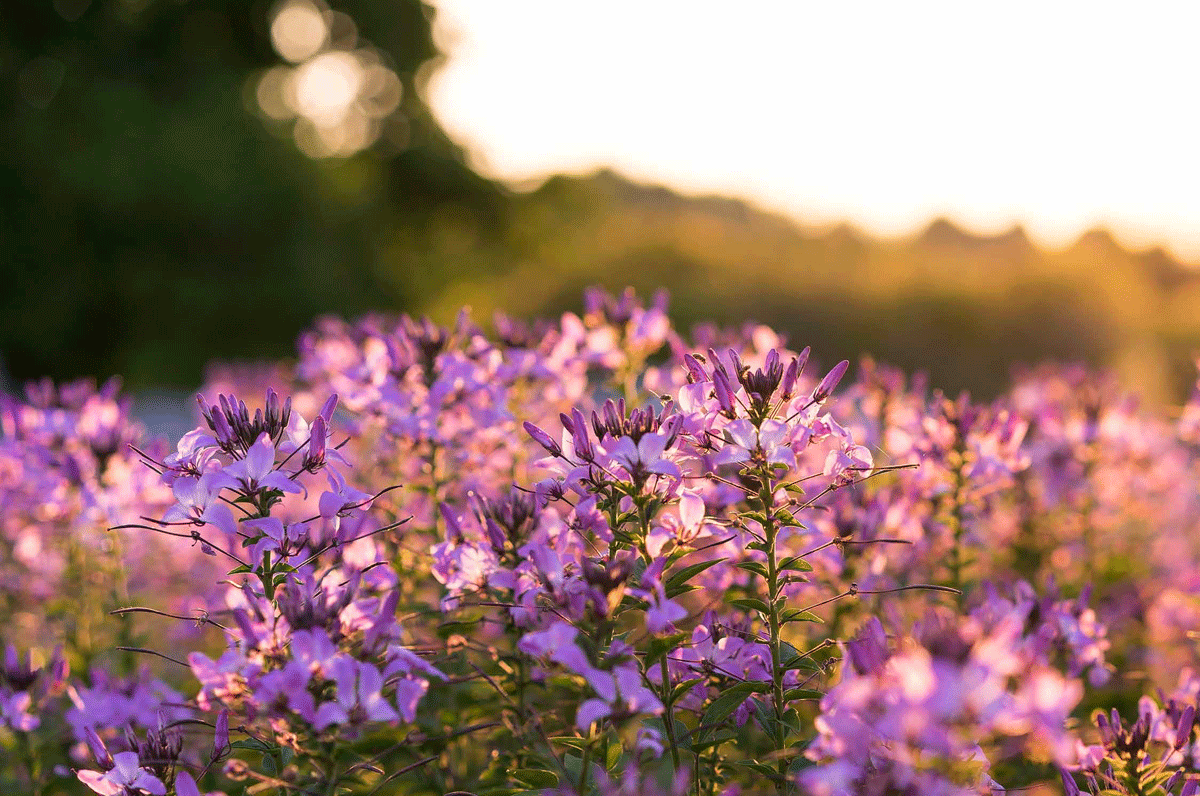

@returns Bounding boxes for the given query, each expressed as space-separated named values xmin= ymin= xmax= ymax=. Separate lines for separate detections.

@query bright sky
xmin=425 ymin=0 xmax=1200 ymax=262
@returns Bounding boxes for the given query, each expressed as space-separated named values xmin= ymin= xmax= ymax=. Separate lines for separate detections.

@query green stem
xmin=659 ymin=653 xmax=682 ymax=770
xmin=946 ymin=448 xmax=968 ymax=601
xmin=20 ymin=731 xmax=43 ymax=796
xmin=760 ymin=476 xmax=788 ymax=792
xmin=579 ymin=733 xmax=594 ymax=793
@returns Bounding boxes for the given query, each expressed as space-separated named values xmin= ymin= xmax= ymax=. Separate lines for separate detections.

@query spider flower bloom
xmin=77 ymin=751 xmax=167 ymax=796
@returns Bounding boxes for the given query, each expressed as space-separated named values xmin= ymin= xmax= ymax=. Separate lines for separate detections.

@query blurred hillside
xmin=3 ymin=1 xmax=1199 ymax=401
xmin=438 ymin=170 xmax=1200 ymax=402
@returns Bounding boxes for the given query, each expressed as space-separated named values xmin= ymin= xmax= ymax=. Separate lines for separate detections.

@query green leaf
xmin=548 ymin=736 xmax=588 ymax=752
xmin=670 ymin=677 xmax=705 ymax=706
xmin=606 ymin=743 xmax=622 ymax=771
xmin=260 ymin=753 xmax=278 ymax=776
xmin=512 ymin=769 xmax=559 ymax=788
xmin=734 ymin=760 xmax=783 ymax=781
xmin=730 ymin=597 xmax=770 ymax=614
xmin=643 ymin=631 xmax=690 ymax=667
xmin=663 ymin=583 xmax=699 ymax=599
xmin=735 ymin=560 xmax=768 ymax=578
xmin=783 ymin=655 xmax=823 ymax=672
xmin=783 ymin=687 xmax=823 ymax=702
xmin=699 ymin=681 xmax=767 ymax=732
xmin=690 ymin=729 xmax=737 ymax=753
xmin=780 ymin=608 xmax=822 ymax=624
xmin=778 ymin=556 xmax=813 ymax=572
xmin=665 ymin=557 xmax=726 ymax=591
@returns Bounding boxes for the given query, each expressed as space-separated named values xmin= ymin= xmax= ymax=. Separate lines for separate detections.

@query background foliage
xmin=4 ymin=0 xmax=1200 ymax=402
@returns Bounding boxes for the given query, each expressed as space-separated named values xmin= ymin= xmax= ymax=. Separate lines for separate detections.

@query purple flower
xmin=77 ymin=751 xmax=166 ymax=796
xmin=519 ymin=622 xmax=593 ymax=677
xmin=313 ymin=659 xmax=399 ymax=729
xmin=714 ymin=419 xmax=795 ymax=468
xmin=575 ymin=659 xmax=664 ymax=731
xmin=243 ymin=517 xmax=308 ymax=562
xmin=607 ymin=430 xmax=682 ymax=480
xmin=219 ymin=433 xmax=301 ymax=495
xmin=824 ymin=444 xmax=873 ymax=487
xmin=175 ymin=771 xmax=226 ymax=796
xmin=162 ymin=472 xmax=238 ymax=539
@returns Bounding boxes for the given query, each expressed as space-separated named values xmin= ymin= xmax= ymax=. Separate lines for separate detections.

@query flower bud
xmin=813 ymin=360 xmax=849 ymax=402
xmin=523 ymin=422 xmax=561 ymax=456
xmin=212 ymin=709 xmax=229 ymax=762
xmin=712 ymin=368 xmax=735 ymax=416
xmin=780 ymin=358 xmax=799 ymax=399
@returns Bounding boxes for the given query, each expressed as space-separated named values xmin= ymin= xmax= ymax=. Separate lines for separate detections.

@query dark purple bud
xmin=712 ymin=368 xmax=735 ymax=415
xmin=661 ymin=414 xmax=682 ymax=449
xmin=590 ymin=410 xmax=605 ymax=439
xmin=440 ymin=503 xmax=464 ymax=542
xmin=485 ymin=517 xmax=506 ymax=552
xmin=524 ymin=422 xmax=561 ymax=456
xmin=813 ymin=360 xmax=850 ymax=402
xmin=212 ymin=709 xmax=229 ymax=762
xmin=571 ymin=407 xmax=594 ymax=460
xmin=85 ymin=726 xmax=113 ymax=769
xmin=307 ymin=415 xmax=327 ymax=466
xmin=795 ymin=346 xmax=810 ymax=376
xmin=1175 ymin=705 xmax=1194 ymax=749
xmin=1181 ymin=779 xmax=1199 ymax=796
xmin=780 ymin=358 xmax=799 ymax=399
xmin=727 ymin=348 xmax=744 ymax=377
xmin=1058 ymin=767 xmax=1080 ymax=796
xmin=49 ymin=646 xmax=69 ymax=692
xmin=319 ymin=394 xmax=337 ymax=423
xmin=197 ymin=395 xmax=213 ymax=425
xmin=1096 ymin=710 xmax=1114 ymax=745
xmin=212 ymin=411 xmax=233 ymax=444
xmin=559 ymin=412 xmax=575 ymax=434
xmin=707 ymin=348 xmax=725 ymax=375
xmin=1164 ymin=771 xmax=1183 ymax=793
xmin=603 ymin=400 xmax=620 ymax=435
xmin=764 ymin=349 xmax=779 ymax=374
xmin=683 ymin=354 xmax=707 ymax=383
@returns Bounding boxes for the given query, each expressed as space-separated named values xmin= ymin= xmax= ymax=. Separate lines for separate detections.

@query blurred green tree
xmin=0 ymin=0 xmax=505 ymax=387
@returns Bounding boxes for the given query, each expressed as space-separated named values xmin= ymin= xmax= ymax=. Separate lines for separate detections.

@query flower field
xmin=4 ymin=287 xmax=1200 ymax=795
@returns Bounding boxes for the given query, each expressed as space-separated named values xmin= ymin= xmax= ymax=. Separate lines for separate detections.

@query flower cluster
xmin=4 ymin=288 xmax=1200 ymax=795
